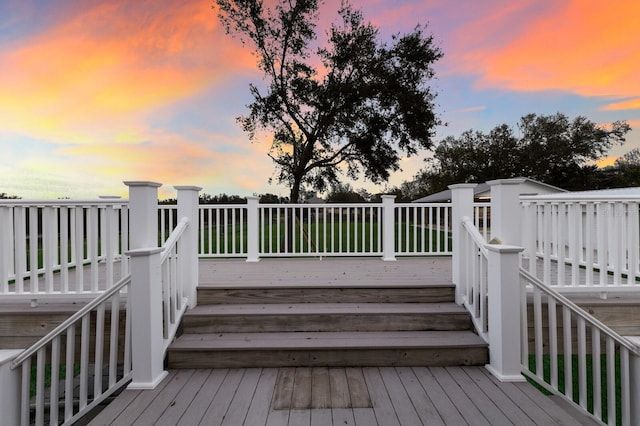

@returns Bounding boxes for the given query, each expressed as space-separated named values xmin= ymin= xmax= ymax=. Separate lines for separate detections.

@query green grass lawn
xmin=30 ymin=363 xmax=81 ymax=398
xmin=198 ymin=220 xmax=452 ymax=255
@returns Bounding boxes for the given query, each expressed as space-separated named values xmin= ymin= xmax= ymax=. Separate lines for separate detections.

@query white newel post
xmin=124 ymin=181 xmax=162 ymax=248
xmin=123 ymin=181 xmax=168 ymax=389
xmin=176 ymin=186 xmax=202 ymax=307
xmin=381 ymin=195 xmax=396 ymax=261
xmin=485 ymin=244 xmax=526 ymax=382
xmin=0 ymin=350 xmax=22 ymax=425
xmin=449 ymin=184 xmax=477 ymax=305
xmin=126 ymin=248 xmax=167 ymax=389
xmin=246 ymin=196 xmax=260 ymax=262
xmin=487 ymin=178 xmax=525 ymax=246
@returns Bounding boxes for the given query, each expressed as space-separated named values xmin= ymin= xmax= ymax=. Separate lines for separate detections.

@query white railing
xmin=522 ymin=195 xmax=640 ymax=291
xmin=194 ymin=201 xmax=453 ymax=258
xmin=460 ymin=217 xmax=489 ymax=341
xmin=159 ymin=218 xmax=190 ymax=353
xmin=159 ymin=205 xmax=179 ymax=244
xmin=453 ymin=181 xmax=640 ymax=424
xmin=257 ymin=203 xmax=384 ymax=256
xmin=9 ymin=275 xmax=132 ymax=425
xmin=198 ymin=204 xmax=247 ymax=257
xmin=521 ymin=269 xmax=640 ymax=426
xmin=396 ymin=203 xmax=452 ymax=255
xmin=473 ymin=202 xmax=491 ymax=241
xmin=0 ymin=199 xmax=129 ymax=299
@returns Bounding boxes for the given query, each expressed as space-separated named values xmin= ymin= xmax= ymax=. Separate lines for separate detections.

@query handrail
xmin=0 ymin=199 xmax=129 ymax=206
xmin=520 ymin=268 xmax=640 ymax=356
xmin=462 ymin=216 xmax=488 ymax=256
xmin=160 ymin=217 xmax=188 ymax=264
xmin=10 ymin=274 xmax=132 ymax=369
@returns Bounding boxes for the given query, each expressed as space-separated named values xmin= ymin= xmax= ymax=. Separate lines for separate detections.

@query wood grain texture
xmin=87 ymin=366 xmax=603 ymax=426
xmin=272 ymin=367 xmax=295 ymax=410
xmin=243 ymin=368 xmax=278 ymax=426
xmin=311 ymin=367 xmax=331 ymax=409
xmin=291 ymin=367 xmax=312 ymax=409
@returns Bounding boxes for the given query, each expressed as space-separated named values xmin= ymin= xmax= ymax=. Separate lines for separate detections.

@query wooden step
xmin=182 ymin=303 xmax=471 ymax=333
xmin=167 ymin=331 xmax=488 ymax=368
xmin=196 ymin=284 xmax=455 ymax=305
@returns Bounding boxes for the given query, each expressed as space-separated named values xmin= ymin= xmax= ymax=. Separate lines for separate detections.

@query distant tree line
xmin=416 ymin=113 xmax=631 ymax=193
xmin=0 ymin=193 xmax=20 ymax=199
xmin=158 ymin=193 xmax=289 ymax=205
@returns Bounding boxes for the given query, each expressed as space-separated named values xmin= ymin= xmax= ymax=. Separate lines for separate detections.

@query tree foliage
xmin=214 ymin=0 xmax=442 ymax=202
xmin=0 ymin=193 xmax=20 ymax=199
xmin=325 ymin=183 xmax=367 ymax=203
xmin=422 ymin=113 xmax=631 ymax=192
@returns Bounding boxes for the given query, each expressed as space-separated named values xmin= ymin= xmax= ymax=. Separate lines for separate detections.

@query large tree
xmin=214 ymin=0 xmax=443 ymax=202
xmin=421 ymin=113 xmax=631 ymax=192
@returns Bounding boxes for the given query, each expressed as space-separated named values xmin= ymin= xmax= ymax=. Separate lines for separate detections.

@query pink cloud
xmin=460 ymin=1 xmax=640 ymax=99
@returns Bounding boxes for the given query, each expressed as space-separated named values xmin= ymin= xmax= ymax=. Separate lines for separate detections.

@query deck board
xmin=395 ymin=367 xmax=445 ymax=426
xmin=292 ymin=367 xmax=312 ymax=409
xmin=243 ymin=368 xmax=278 ymax=426
xmin=429 ymin=367 xmax=492 ymax=426
xmin=200 ymin=368 xmax=245 ymax=425
xmin=221 ymin=368 xmax=262 ymax=426
xmin=462 ymin=367 xmax=538 ymax=426
xmin=411 ymin=366 xmax=465 ymax=425
xmin=154 ymin=369 xmax=210 ymax=426
xmin=134 ymin=369 xmax=194 ymax=425
xmin=175 ymin=369 xmax=228 ymax=426
xmin=445 ymin=366 xmax=514 ymax=426
xmin=378 ymin=367 xmax=423 ymax=425
xmin=88 ymin=366 xmax=599 ymax=425
xmin=361 ymin=367 xmax=401 ymax=426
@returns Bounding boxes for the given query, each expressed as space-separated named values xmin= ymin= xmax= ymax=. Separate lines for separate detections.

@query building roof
xmin=412 ymin=178 xmax=566 ymax=203
xmin=522 ymin=186 xmax=640 ymax=200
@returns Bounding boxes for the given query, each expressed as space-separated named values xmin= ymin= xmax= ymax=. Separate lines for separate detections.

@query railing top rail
xmin=197 ymin=203 xmax=248 ymax=207
xmin=160 ymin=218 xmax=188 ymax=264
xmin=395 ymin=202 xmax=452 ymax=207
xmin=462 ymin=216 xmax=488 ymax=256
xmin=10 ymin=274 xmax=132 ymax=369
xmin=521 ymin=194 xmax=640 ymax=202
xmin=260 ymin=203 xmax=383 ymax=208
xmin=520 ymin=269 xmax=640 ymax=356
xmin=0 ymin=199 xmax=129 ymax=207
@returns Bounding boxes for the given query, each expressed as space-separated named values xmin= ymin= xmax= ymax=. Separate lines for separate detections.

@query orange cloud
xmin=0 ymin=0 xmax=255 ymax=144
xmin=602 ymin=98 xmax=640 ymax=111
xmin=596 ymin=156 xmax=616 ymax=168
xmin=459 ymin=1 xmax=640 ymax=99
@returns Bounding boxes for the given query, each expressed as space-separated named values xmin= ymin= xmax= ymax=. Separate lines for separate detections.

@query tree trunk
xmin=284 ymin=176 xmax=304 ymax=252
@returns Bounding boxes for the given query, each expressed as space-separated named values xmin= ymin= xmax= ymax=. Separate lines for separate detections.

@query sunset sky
xmin=1 ymin=0 xmax=638 ymax=199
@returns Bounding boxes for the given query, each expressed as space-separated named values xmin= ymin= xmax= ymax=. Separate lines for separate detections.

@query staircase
xmin=167 ymin=277 xmax=488 ymax=368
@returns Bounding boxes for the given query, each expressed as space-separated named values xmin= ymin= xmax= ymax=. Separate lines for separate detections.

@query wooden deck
xmin=197 ymin=256 xmax=453 ymax=287
xmin=81 ymin=258 xmax=593 ymax=425
xmin=86 ymin=366 xmax=596 ymax=425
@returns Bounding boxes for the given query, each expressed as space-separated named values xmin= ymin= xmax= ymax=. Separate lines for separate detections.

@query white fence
xmin=521 ymin=270 xmax=640 ymax=426
xmin=460 ymin=217 xmax=489 ymax=342
xmin=1 ymin=183 xmax=199 ymax=425
xmin=8 ymin=275 xmax=133 ymax=425
xmin=452 ymin=180 xmax=640 ymax=426
xmin=522 ymin=195 xmax=640 ymax=291
xmin=0 ymin=199 xmax=129 ymax=299
xmin=161 ymin=199 xmax=454 ymax=259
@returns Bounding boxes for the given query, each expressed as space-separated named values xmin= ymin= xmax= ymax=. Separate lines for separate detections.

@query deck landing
xmin=87 ymin=366 xmax=597 ymax=425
